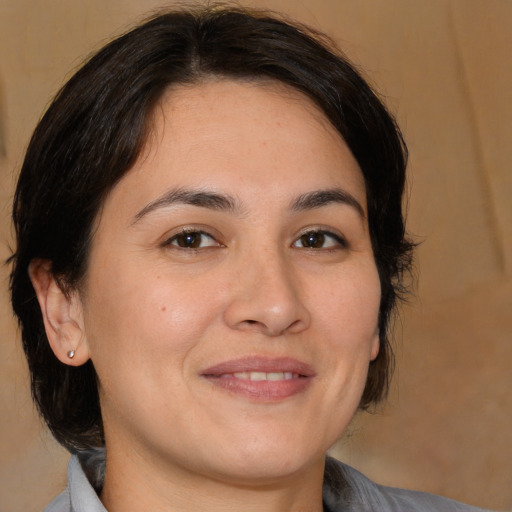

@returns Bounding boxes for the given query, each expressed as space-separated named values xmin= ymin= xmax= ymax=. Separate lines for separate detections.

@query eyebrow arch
xmin=291 ymin=188 xmax=366 ymax=219
xmin=131 ymin=187 xmax=243 ymax=225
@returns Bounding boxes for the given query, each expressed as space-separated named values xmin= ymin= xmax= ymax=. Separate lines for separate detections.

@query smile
xmin=224 ymin=371 xmax=298 ymax=381
xmin=201 ymin=357 xmax=315 ymax=401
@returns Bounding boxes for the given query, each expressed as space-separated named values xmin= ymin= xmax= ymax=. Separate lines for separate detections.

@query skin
xmin=31 ymin=80 xmax=381 ymax=512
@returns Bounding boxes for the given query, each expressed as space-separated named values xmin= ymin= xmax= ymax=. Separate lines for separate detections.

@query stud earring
xmin=67 ymin=349 xmax=75 ymax=359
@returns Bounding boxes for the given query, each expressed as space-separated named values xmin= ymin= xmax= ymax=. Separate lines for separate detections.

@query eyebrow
xmin=291 ymin=188 xmax=366 ymax=219
xmin=131 ymin=187 xmax=243 ymax=224
xmin=131 ymin=186 xmax=365 ymax=225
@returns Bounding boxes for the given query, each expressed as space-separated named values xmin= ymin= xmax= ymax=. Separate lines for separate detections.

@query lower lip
xmin=202 ymin=374 xmax=312 ymax=401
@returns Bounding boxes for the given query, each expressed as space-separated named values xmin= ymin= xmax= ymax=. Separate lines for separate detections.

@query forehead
xmin=138 ymin=79 xmax=363 ymax=189
xmin=155 ymin=78 xmax=335 ymax=135
xmin=100 ymin=79 xmax=366 ymax=224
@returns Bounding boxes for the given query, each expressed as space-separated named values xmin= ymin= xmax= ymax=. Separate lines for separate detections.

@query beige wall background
xmin=0 ymin=1 xmax=510 ymax=511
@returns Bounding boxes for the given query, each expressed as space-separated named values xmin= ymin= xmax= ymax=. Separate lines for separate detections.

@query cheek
xmin=81 ymin=263 xmax=223 ymax=376
xmin=315 ymin=261 xmax=380 ymax=397
xmin=316 ymin=261 xmax=381 ymax=343
xmin=303 ymin=261 xmax=380 ymax=442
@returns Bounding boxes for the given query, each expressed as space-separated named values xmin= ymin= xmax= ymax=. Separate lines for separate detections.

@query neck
xmin=99 ymin=444 xmax=326 ymax=512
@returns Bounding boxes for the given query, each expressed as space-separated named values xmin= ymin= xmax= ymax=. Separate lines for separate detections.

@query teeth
xmin=232 ymin=371 xmax=296 ymax=381
xmin=232 ymin=372 xmax=249 ymax=379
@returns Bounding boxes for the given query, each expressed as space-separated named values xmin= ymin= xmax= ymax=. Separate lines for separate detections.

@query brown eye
xmin=293 ymin=230 xmax=347 ymax=249
xmin=300 ymin=232 xmax=325 ymax=248
xmin=168 ymin=231 xmax=218 ymax=249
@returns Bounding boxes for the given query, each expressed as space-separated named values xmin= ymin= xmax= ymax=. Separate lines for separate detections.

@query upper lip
xmin=200 ymin=356 xmax=316 ymax=377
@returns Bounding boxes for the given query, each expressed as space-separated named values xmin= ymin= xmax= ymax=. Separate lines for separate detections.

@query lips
xmin=200 ymin=356 xmax=315 ymax=401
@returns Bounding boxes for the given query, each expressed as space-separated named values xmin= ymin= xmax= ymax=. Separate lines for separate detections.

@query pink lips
xmin=200 ymin=356 xmax=316 ymax=401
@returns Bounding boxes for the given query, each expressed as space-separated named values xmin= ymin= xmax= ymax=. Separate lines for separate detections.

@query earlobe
xmin=28 ymin=259 xmax=90 ymax=366
xmin=370 ymin=329 xmax=380 ymax=361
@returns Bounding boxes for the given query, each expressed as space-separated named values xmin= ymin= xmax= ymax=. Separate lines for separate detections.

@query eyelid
xmin=160 ymin=225 xmax=225 ymax=249
xmin=292 ymin=227 xmax=348 ymax=249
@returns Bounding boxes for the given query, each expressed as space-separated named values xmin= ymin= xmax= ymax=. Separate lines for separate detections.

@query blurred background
xmin=0 ymin=1 xmax=510 ymax=511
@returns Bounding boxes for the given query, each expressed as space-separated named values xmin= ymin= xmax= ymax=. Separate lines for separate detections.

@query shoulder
xmin=323 ymin=456 xmax=495 ymax=512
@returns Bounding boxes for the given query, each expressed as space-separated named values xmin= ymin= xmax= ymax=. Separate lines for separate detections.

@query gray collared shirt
xmin=43 ymin=454 xmax=494 ymax=512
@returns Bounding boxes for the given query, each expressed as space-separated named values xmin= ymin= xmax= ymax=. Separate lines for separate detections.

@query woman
xmin=9 ymin=6 xmax=491 ymax=512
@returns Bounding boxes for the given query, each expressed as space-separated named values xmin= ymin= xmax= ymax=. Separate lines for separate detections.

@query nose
xmin=223 ymin=250 xmax=310 ymax=337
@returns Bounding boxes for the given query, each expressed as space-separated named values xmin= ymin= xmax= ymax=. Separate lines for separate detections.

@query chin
xmin=209 ymin=437 xmax=326 ymax=484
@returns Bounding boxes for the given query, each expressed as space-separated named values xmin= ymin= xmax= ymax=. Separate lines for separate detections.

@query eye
xmin=292 ymin=230 xmax=347 ymax=250
xmin=166 ymin=230 xmax=219 ymax=249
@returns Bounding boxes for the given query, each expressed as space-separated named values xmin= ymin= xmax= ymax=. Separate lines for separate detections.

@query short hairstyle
xmin=9 ymin=6 xmax=413 ymax=452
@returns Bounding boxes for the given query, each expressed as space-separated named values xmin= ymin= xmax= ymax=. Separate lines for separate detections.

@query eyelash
xmin=163 ymin=229 xmax=221 ymax=250
xmin=163 ymin=228 xmax=347 ymax=251
xmin=292 ymin=230 xmax=348 ymax=250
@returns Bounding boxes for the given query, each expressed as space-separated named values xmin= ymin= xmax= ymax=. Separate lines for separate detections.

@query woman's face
xmin=77 ymin=80 xmax=381 ymax=484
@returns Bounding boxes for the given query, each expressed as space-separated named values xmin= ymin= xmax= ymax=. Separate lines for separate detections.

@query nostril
xmin=224 ymin=289 xmax=310 ymax=336
xmin=288 ymin=320 xmax=302 ymax=331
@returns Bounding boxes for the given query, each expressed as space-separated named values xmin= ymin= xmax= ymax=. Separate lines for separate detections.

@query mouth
xmin=225 ymin=371 xmax=299 ymax=381
xmin=200 ymin=356 xmax=315 ymax=401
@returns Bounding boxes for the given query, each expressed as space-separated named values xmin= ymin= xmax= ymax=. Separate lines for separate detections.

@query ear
xmin=28 ymin=259 xmax=90 ymax=366
xmin=370 ymin=328 xmax=380 ymax=362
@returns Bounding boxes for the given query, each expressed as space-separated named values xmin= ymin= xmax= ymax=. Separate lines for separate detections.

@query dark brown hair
xmin=10 ymin=6 xmax=413 ymax=452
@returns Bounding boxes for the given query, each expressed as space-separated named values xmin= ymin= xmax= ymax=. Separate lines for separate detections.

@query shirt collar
xmin=68 ymin=456 xmax=107 ymax=512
